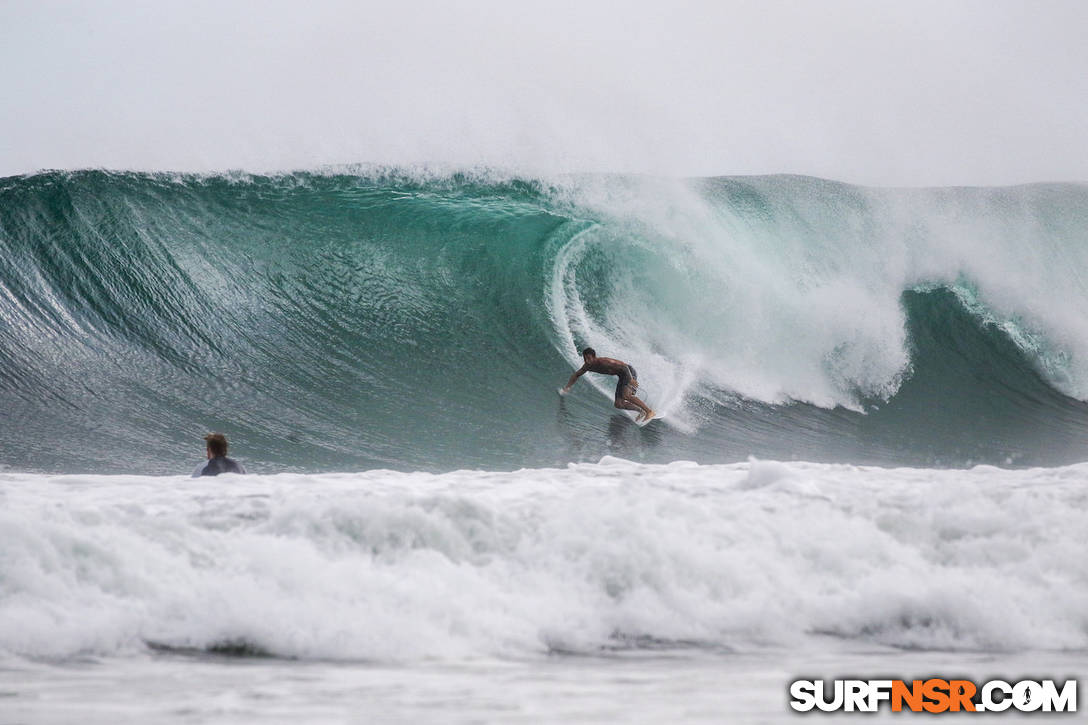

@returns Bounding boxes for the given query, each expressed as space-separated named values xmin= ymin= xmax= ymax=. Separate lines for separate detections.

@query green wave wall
xmin=2 ymin=170 xmax=1088 ymax=473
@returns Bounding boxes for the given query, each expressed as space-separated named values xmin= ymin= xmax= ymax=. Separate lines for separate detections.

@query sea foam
xmin=2 ymin=458 xmax=1085 ymax=663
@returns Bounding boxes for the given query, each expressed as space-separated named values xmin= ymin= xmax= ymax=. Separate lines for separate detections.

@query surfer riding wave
xmin=560 ymin=347 xmax=656 ymax=423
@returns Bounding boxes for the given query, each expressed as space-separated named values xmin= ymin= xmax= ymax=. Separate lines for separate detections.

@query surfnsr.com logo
xmin=789 ymin=679 xmax=1077 ymax=713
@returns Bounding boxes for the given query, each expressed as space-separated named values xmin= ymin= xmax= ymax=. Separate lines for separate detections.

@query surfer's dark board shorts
xmin=615 ymin=365 xmax=637 ymax=400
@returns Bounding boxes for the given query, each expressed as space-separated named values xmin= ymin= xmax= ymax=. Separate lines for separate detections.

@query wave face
xmin=3 ymin=169 xmax=1088 ymax=473
xmin=3 ymin=461 xmax=1087 ymax=661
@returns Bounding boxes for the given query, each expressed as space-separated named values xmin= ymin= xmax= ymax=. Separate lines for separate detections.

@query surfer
xmin=560 ymin=347 xmax=656 ymax=423
xmin=191 ymin=432 xmax=247 ymax=477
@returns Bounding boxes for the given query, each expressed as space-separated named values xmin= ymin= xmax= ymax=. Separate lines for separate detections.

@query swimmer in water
xmin=191 ymin=432 xmax=247 ymax=477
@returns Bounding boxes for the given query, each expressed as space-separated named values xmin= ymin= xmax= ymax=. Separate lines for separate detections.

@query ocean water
xmin=2 ymin=169 xmax=1088 ymax=722
xmin=5 ymin=170 xmax=1088 ymax=473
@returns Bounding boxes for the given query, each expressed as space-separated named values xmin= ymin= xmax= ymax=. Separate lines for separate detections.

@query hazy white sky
xmin=2 ymin=0 xmax=1086 ymax=185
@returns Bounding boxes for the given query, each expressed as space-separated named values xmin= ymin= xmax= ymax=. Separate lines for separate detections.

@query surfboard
xmin=635 ymin=412 xmax=664 ymax=427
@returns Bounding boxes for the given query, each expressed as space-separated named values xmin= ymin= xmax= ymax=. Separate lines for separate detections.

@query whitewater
xmin=3 ymin=459 xmax=1087 ymax=722
xmin=7 ymin=458 xmax=1088 ymax=659
xmin=3 ymin=168 xmax=1088 ymax=722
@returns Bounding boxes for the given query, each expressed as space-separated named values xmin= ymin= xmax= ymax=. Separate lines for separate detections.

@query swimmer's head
xmin=582 ymin=347 xmax=596 ymax=361
xmin=204 ymin=432 xmax=229 ymax=458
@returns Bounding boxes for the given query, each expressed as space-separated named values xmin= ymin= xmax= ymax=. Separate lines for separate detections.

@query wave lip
xmin=2 ymin=460 xmax=1086 ymax=662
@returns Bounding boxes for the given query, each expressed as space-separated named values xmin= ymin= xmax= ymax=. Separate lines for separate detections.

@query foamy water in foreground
xmin=6 ymin=650 xmax=1084 ymax=724
xmin=2 ymin=458 xmax=1086 ymax=722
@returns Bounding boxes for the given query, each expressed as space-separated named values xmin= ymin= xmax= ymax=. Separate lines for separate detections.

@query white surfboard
xmin=635 ymin=411 xmax=664 ymax=427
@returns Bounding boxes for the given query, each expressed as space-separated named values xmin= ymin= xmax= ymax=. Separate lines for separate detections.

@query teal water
xmin=3 ymin=169 xmax=1088 ymax=473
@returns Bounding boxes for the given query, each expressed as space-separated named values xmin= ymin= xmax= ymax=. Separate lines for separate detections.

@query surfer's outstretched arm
xmin=561 ymin=364 xmax=589 ymax=393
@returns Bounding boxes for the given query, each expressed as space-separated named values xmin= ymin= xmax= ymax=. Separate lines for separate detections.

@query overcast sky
xmin=1 ymin=0 xmax=1086 ymax=185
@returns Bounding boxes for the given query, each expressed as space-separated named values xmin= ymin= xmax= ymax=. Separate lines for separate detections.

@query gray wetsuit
xmin=192 ymin=456 xmax=247 ymax=477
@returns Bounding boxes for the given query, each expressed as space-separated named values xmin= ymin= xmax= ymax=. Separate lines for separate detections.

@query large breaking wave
xmin=3 ymin=168 xmax=1088 ymax=473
